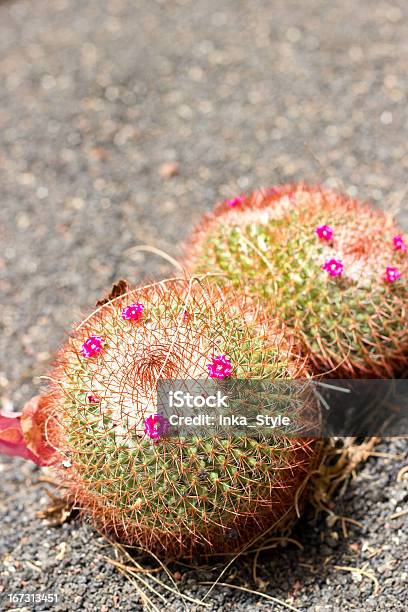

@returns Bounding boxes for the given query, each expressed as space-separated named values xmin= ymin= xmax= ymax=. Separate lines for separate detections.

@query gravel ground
xmin=0 ymin=0 xmax=407 ymax=610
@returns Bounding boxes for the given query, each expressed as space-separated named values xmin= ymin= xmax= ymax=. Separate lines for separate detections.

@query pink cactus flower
xmin=207 ymin=355 xmax=232 ymax=379
xmin=122 ymin=302 xmax=144 ymax=321
xmin=322 ymin=258 xmax=344 ymax=277
xmin=227 ymin=196 xmax=245 ymax=207
xmin=87 ymin=393 xmax=101 ymax=405
xmin=80 ymin=335 xmax=104 ymax=358
xmin=384 ymin=266 xmax=402 ymax=283
xmin=393 ymin=235 xmax=406 ymax=252
xmin=144 ymin=414 xmax=169 ymax=441
xmin=315 ymin=225 xmax=334 ymax=241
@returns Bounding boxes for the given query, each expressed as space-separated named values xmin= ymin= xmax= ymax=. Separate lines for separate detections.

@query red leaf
xmin=0 ymin=410 xmax=37 ymax=463
xmin=0 ymin=396 xmax=59 ymax=466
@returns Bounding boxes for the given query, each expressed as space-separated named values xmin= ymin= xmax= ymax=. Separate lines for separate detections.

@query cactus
xmin=185 ymin=184 xmax=408 ymax=377
xmin=40 ymin=277 xmax=318 ymax=558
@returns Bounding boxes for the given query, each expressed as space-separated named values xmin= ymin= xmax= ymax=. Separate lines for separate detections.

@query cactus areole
xmin=185 ymin=184 xmax=408 ymax=377
xmin=28 ymin=277 xmax=318 ymax=557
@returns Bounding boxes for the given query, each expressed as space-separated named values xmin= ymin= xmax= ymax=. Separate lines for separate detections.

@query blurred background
xmin=0 ymin=1 xmax=407 ymax=610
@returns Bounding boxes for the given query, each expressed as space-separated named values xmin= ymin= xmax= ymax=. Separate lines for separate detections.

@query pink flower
xmin=80 ymin=335 xmax=104 ymax=358
xmin=384 ymin=266 xmax=402 ymax=283
xmin=227 ymin=195 xmax=245 ymax=207
xmin=144 ymin=414 xmax=169 ymax=441
xmin=322 ymin=258 xmax=344 ymax=277
xmin=315 ymin=225 xmax=334 ymax=241
xmin=87 ymin=393 xmax=101 ymax=405
xmin=393 ymin=235 xmax=406 ymax=252
xmin=207 ymin=355 xmax=232 ymax=379
xmin=122 ymin=303 xmax=144 ymax=321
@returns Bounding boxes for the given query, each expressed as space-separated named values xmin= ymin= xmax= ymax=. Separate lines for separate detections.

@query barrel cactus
xmin=185 ymin=184 xmax=407 ymax=377
xmin=35 ymin=277 xmax=318 ymax=558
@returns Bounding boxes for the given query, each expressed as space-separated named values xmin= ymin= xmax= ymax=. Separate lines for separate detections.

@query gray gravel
xmin=0 ymin=0 xmax=407 ymax=610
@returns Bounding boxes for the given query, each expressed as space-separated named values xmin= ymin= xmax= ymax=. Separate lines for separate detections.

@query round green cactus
xmin=42 ymin=277 xmax=318 ymax=558
xmin=186 ymin=184 xmax=408 ymax=377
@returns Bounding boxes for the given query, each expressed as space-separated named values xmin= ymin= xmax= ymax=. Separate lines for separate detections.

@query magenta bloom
xmin=227 ymin=196 xmax=244 ymax=208
xmin=87 ymin=393 xmax=101 ymax=405
xmin=322 ymin=258 xmax=344 ymax=277
xmin=393 ymin=235 xmax=407 ymax=252
xmin=144 ymin=414 xmax=169 ymax=441
xmin=315 ymin=225 xmax=334 ymax=241
xmin=207 ymin=355 xmax=232 ymax=379
xmin=80 ymin=335 xmax=104 ymax=358
xmin=122 ymin=303 xmax=144 ymax=321
xmin=384 ymin=266 xmax=402 ymax=283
